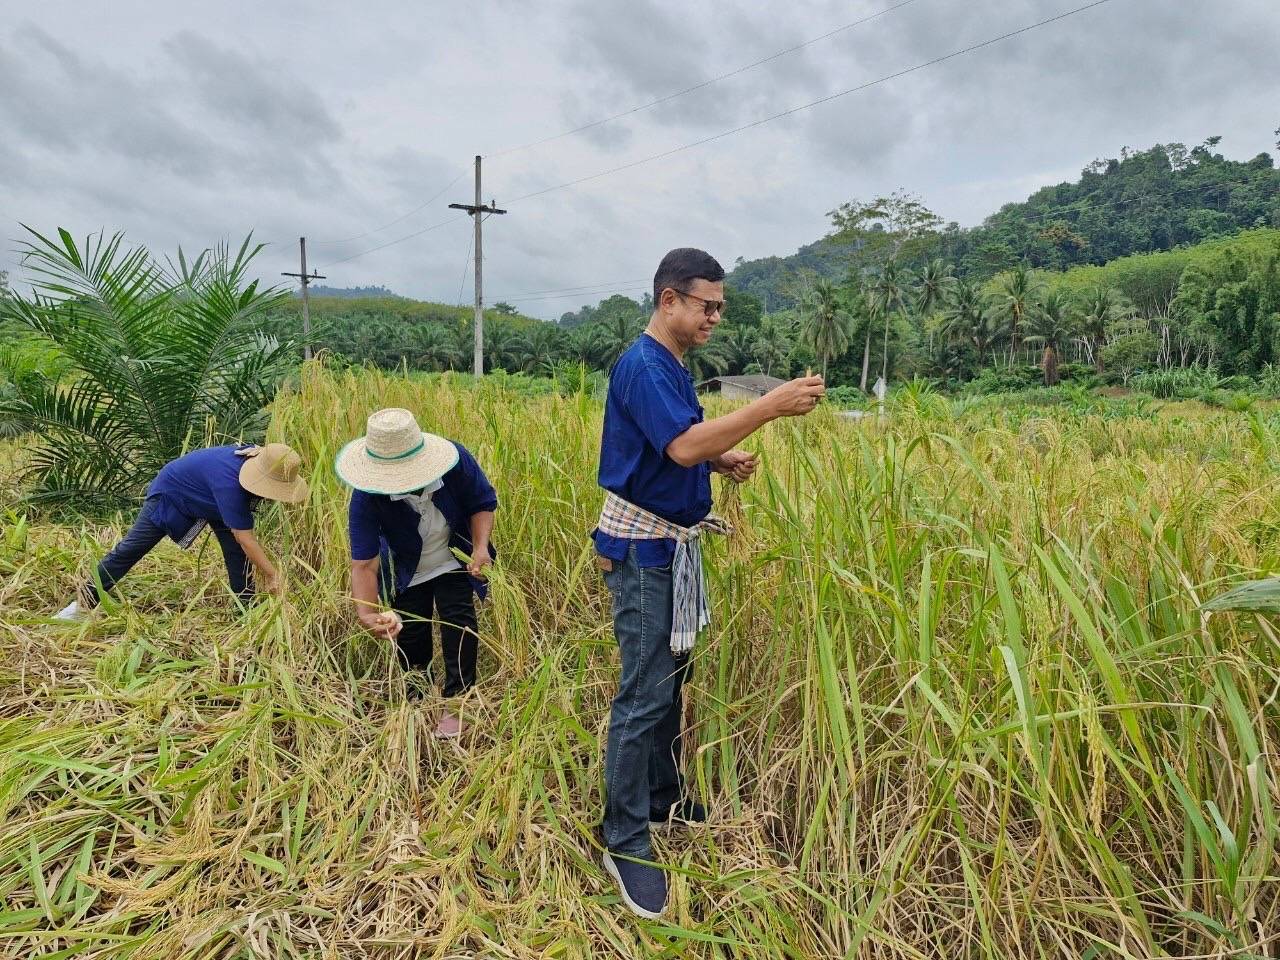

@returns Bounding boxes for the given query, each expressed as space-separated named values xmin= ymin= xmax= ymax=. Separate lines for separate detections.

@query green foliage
xmin=0 ymin=228 xmax=296 ymax=509
xmin=1131 ymin=366 xmax=1223 ymax=399
xmin=728 ymin=136 xmax=1280 ymax=304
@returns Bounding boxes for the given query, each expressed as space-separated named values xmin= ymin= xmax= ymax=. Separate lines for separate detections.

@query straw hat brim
xmin=239 ymin=459 xmax=309 ymax=504
xmin=334 ymin=432 xmax=459 ymax=495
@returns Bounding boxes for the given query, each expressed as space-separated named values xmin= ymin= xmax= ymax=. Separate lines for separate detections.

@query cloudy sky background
xmin=2 ymin=0 xmax=1277 ymax=318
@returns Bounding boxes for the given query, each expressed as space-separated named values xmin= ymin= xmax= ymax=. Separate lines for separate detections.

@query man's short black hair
xmin=653 ymin=248 xmax=725 ymax=305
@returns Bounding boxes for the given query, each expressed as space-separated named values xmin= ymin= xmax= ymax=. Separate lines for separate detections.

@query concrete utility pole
xmin=449 ymin=156 xmax=507 ymax=376
xmin=282 ymin=237 xmax=325 ymax=361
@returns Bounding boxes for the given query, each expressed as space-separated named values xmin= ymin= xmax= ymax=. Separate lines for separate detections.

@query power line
xmin=316 ymin=214 xmax=469 ymax=269
xmin=484 ymin=0 xmax=923 ymax=160
xmin=309 ymin=169 xmax=468 ymax=246
xmin=491 ymin=278 xmax=650 ymax=299
xmin=499 ymin=287 xmax=650 ymax=305
xmin=455 ymin=227 xmax=475 ymax=306
xmin=505 ymin=0 xmax=1117 ymax=205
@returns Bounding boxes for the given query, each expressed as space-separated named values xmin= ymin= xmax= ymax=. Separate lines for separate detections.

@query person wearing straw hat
xmin=591 ymin=248 xmax=825 ymax=919
xmin=336 ymin=407 xmax=498 ymax=739
xmin=54 ymin=443 xmax=309 ymax=620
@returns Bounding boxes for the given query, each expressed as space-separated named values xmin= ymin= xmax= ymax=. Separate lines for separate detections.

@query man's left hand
xmin=714 ymin=450 xmax=760 ymax=483
xmin=468 ymin=544 xmax=493 ymax=578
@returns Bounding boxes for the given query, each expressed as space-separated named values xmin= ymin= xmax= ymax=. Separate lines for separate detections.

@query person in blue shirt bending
xmin=592 ymin=248 xmax=825 ymax=919
xmin=54 ymin=443 xmax=309 ymax=619
xmin=336 ymin=407 xmax=497 ymax=740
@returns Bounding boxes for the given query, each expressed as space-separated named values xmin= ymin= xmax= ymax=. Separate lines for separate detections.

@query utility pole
xmin=282 ymin=237 xmax=325 ymax=361
xmin=449 ymin=156 xmax=507 ymax=376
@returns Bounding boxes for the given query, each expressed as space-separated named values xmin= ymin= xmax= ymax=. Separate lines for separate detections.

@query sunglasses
xmin=675 ymin=290 xmax=726 ymax=319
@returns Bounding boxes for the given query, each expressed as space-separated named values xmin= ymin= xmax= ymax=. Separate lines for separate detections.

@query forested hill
xmin=728 ymin=136 xmax=1280 ymax=310
xmin=296 ymin=285 xmax=405 ymax=300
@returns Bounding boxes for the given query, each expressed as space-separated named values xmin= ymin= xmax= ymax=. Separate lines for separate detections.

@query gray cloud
xmin=2 ymin=0 xmax=1278 ymax=317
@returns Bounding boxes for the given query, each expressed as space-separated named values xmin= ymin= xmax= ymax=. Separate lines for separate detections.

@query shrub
xmin=0 ymin=229 xmax=297 ymax=509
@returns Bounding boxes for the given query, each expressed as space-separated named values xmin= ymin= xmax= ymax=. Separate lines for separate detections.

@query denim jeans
xmin=86 ymin=496 xmax=253 ymax=607
xmin=602 ymin=545 xmax=691 ymax=857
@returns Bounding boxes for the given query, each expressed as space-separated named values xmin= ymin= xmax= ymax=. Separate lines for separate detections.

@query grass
xmin=1 ymin=361 xmax=1279 ymax=958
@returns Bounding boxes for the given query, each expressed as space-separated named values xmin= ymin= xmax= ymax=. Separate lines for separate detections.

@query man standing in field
xmin=593 ymin=247 xmax=825 ymax=918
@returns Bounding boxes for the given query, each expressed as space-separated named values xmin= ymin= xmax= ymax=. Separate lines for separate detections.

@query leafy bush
xmin=1224 ymin=392 xmax=1257 ymax=412
xmin=962 ymin=365 xmax=1042 ymax=395
xmin=1131 ymin=366 xmax=1222 ymax=399
xmin=0 ymin=229 xmax=297 ymax=509
xmin=825 ymin=385 xmax=870 ymax=409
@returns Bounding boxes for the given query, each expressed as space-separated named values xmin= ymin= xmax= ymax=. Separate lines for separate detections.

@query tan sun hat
xmin=237 ymin=443 xmax=309 ymax=504
xmin=334 ymin=408 xmax=458 ymax=495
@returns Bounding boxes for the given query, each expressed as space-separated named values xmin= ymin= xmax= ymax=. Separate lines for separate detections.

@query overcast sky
xmin=2 ymin=0 xmax=1277 ymax=319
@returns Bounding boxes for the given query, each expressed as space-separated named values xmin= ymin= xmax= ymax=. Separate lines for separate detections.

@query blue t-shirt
xmin=593 ymin=334 xmax=712 ymax=567
xmin=147 ymin=445 xmax=256 ymax=541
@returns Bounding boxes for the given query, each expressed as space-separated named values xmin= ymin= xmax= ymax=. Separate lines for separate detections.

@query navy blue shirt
xmin=593 ymin=334 xmax=712 ymax=567
xmin=147 ymin=445 xmax=257 ymax=541
xmin=347 ymin=441 xmax=498 ymax=599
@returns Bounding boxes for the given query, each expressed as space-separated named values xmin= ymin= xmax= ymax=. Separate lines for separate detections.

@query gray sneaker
xmin=602 ymin=850 xmax=666 ymax=919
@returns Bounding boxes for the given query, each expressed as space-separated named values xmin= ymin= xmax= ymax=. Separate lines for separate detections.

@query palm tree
xmin=685 ymin=338 xmax=730 ymax=382
xmin=483 ymin=321 xmax=521 ymax=372
xmin=719 ymin=325 xmax=757 ymax=376
xmin=592 ymin=311 xmax=644 ymax=370
xmin=1078 ymin=286 xmax=1130 ymax=374
xmin=916 ymin=259 xmax=955 ymax=360
xmin=800 ymin=279 xmax=852 ymax=380
xmin=993 ymin=263 xmax=1042 ymax=366
xmin=870 ymin=260 xmax=914 ymax=383
xmin=1025 ymin=289 xmax=1076 ymax=386
xmin=414 ymin=324 xmax=461 ymax=372
xmin=858 ymin=285 xmax=879 ymax=392
xmin=752 ymin=314 xmax=794 ymax=377
xmin=940 ymin=279 xmax=1001 ymax=373
xmin=0 ymin=228 xmax=296 ymax=508
xmin=916 ymin=259 xmax=954 ymax=314
xmin=513 ymin=321 xmax=566 ymax=374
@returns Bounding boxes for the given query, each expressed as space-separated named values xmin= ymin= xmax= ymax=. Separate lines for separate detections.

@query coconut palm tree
xmin=752 ymin=314 xmax=794 ymax=378
xmin=993 ymin=263 xmax=1042 ymax=366
xmin=916 ymin=258 xmax=955 ymax=359
xmin=916 ymin=258 xmax=954 ymax=312
xmin=800 ymin=279 xmax=852 ymax=381
xmin=870 ymin=260 xmax=914 ymax=383
xmin=940 ymin=278 xmax=1002 ymax=372
xmin=0 ymin=228 xmax=296 ymax=508
xmin=1025 ymin=289 xmax=1077 ymax=386
xmin=1078 ymin=286 xmax=1130 ymax=374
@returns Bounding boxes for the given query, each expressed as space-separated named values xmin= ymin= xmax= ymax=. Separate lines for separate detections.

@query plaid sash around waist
xmin=598 ymin=493 xmax=731 ymax=654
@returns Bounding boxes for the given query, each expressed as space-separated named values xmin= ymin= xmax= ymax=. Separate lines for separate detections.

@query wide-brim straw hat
xmin=238 ymin=443 xmax=309 ymax=504
xmin=334 ymin=407 xmax=458 ymax=495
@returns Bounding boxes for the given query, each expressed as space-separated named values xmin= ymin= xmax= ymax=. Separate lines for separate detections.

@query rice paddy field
xmin=2 ymin=364 xmax=1279 ymax=959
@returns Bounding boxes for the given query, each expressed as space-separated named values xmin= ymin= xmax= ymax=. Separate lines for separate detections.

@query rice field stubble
xmin=1 ymin=363 xmax=1278 ymax=959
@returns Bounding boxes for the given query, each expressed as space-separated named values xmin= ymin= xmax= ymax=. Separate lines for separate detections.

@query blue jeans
xmin=602 ymin=546 xmax=691 ymax=857
xmin=86 ymin=496 xmax=253 ymax=606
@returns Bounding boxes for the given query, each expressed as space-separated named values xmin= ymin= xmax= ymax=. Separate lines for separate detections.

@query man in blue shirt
xmin=337 ymin=407 xmax=497 ymax=739
xmin=593 ymin=248 xmax=825 ymax=918
xmin=55 ymin=443 xmax=309 ymax=619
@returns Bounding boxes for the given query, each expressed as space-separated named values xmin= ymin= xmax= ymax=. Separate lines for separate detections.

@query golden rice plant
xmin=0 ymin=360 xmax=1277 ymax=958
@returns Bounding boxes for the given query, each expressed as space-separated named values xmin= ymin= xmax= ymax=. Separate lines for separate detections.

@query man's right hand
xmin=766 ymin=375 xmax=826 ymax=418
xmin=362 ymin=610 xmax=402 ymax=641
